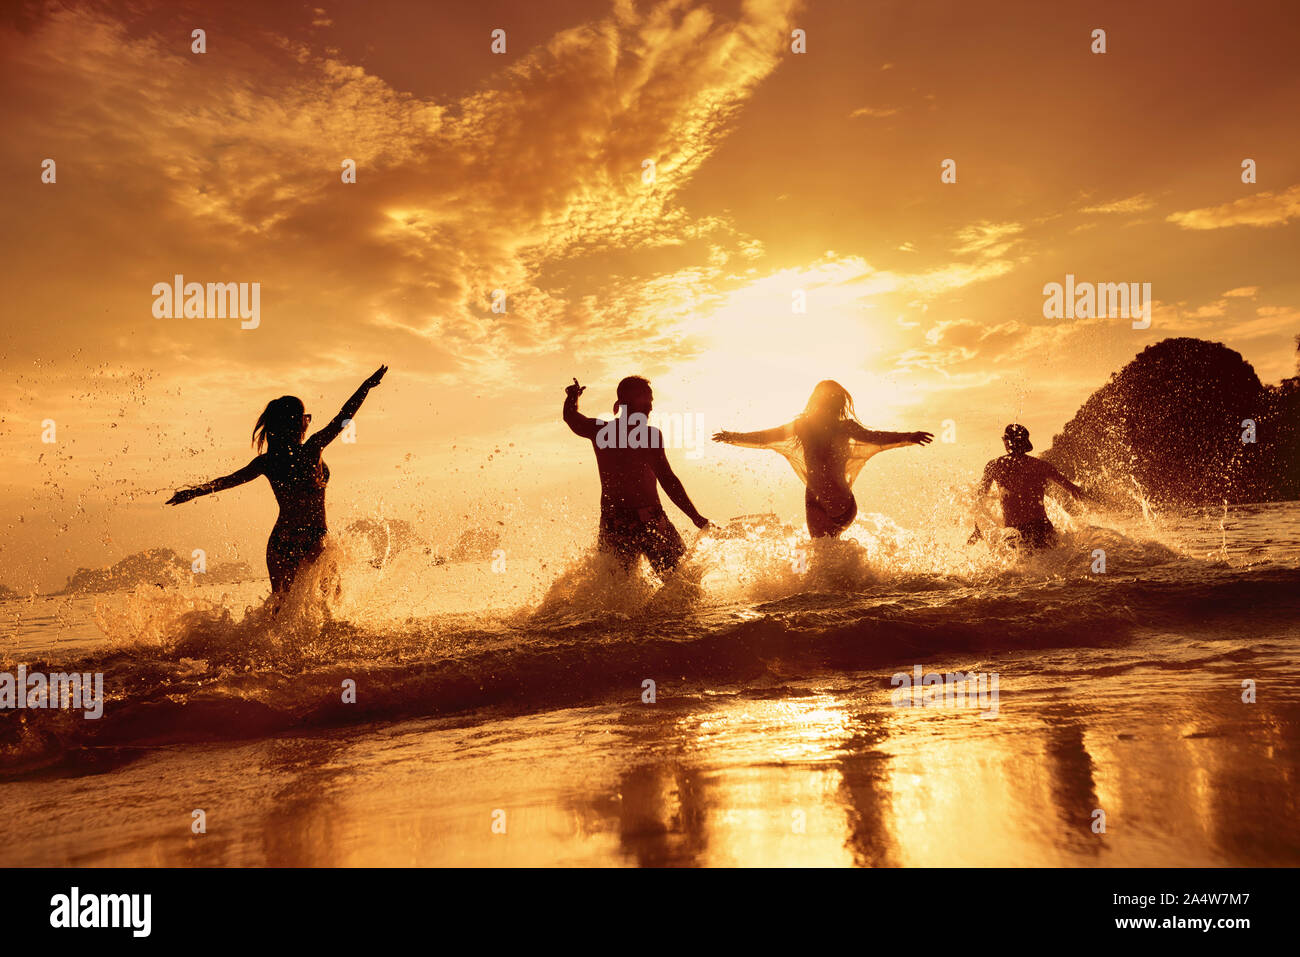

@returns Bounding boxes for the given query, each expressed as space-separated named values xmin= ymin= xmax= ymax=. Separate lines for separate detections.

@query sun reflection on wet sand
xmin=1 ymin=653 xmax=1298 ymax=866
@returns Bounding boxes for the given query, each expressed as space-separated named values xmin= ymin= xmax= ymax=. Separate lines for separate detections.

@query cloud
xmin=1 ymin=0 xmax=801 ymax=386
xmin=1079 ymin=194 xmax=1156 ymax=215
xmin=1226 ymin=305 xmax=1300 ymax=340
xmin=950 ymin=222 xmax=1023 ymax=257
xmin=1189 ymin=300 xmax=1227 ymax=318
xmin=850 ymin=105 xmax=900 ymax=119
xmin=1145 ymin=296 xmax=1300 ymax=346
xmin=1167 ymin=184 xmax=1300 ymax=230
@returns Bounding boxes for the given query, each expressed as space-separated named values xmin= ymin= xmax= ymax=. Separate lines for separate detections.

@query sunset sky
xmin=2 ymin=0 xmax=1299 ymax=591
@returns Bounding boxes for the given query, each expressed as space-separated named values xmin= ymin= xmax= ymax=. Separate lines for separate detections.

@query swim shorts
xmin=598 ymin=505 xmax=686 ymax=576
xmin=1009 ymin=519 xmax=1057 ymax=549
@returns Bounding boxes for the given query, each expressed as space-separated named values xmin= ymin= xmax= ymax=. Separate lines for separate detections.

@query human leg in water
xmin=1009 ymin=519 xmax=1057 ymax=550
xmin=267 ymin=525 xmax=327 ymax=595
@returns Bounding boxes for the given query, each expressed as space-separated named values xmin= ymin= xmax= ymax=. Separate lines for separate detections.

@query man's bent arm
xmin=1045 ymin=462 xmax=1089 ymax=500
xmin=563 ymin=392 xmax=599 ymax=440
xmin=653 ymin=449 xmax=706 ymax=525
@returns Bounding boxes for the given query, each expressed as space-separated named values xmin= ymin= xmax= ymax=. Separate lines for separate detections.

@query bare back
xmin=588 ymin=419 xmax=665 ymax=511
xmin=796 ymin=419 xmax=856 ymax=514
xmin=982 ymin=453 xmax=1059 ymax=527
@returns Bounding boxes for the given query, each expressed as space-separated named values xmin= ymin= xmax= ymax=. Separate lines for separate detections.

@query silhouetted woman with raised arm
xmin=166 ymin=365 xmax=388 ymax=594
xmin=713 ymin=380 xmax=932 ymax=539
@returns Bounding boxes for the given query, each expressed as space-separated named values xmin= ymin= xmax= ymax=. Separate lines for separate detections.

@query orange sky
xmin=2 ymin=0 xmax=1299 ymax=591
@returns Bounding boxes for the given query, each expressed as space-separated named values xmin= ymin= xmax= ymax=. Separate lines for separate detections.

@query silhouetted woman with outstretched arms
xmin=713 ymin=379 xmax=932 ymax=538
xmin=166 ymin=365 xmax=388 ymax=594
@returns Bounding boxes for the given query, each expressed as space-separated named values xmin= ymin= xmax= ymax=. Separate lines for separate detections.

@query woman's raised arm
xmin=306 ymin=365 xmax=388 ymax=451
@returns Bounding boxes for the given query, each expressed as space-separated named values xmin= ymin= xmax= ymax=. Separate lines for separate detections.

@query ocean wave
xmin=3 ymin=519 xmax=1297 ymax=777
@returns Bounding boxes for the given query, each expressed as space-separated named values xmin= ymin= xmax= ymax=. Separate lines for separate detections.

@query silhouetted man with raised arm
xmin=563 ymin=376 xmax=711 ymax=576
xmin=977 ymin=423 xmax=1092 ymax=548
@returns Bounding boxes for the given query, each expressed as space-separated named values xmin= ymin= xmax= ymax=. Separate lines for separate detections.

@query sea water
xmin=1 ymin=502 xmax=1297 ymax=866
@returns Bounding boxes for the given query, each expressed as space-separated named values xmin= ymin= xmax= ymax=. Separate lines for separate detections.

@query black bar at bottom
xmin=3 ymin=866 xmax=1286 ymax=942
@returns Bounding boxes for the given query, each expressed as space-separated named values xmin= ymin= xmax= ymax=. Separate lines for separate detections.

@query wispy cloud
xmin=1167 ymin=184 xmax=1300 ymax=230
xmin=1079 ymin=194 xmax=1156 ymax=215
xmin=950 ymin=222 xmax=1023 ymax=257
xmin=850 ymin=105 xmax=900 ymax=119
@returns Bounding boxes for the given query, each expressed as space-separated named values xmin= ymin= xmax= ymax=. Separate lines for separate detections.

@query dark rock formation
xmin=57 ymin=548 xmax=256 ymax=594
xmin=1045 ymin=337 xmax=1300 ymax=504
xmin=58 ymin=548 xmax=190 ymax=594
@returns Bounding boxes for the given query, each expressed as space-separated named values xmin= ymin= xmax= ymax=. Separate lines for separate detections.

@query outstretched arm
xmin=563 ymin=378 xmax=600 ymax=440
xmin=652 ymin=447 xmax=710 ymax=529
xmin=712 ymin=422 xmax=794 ymax=447
xmin=1045 ymin=462 xmax=1091 ymax=502
xmin=847 ymin=422 xmax=934 ymax=450
xmin=167 ymin=458 xmax=263 ymax=505
xmin=306 ymin=365 xmax=387 ymax=452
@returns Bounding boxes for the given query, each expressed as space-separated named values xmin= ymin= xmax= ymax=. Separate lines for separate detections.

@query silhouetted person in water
xmin=564 ymin=376 xmax=711 ymax=576
xmin=166 ymin=365 xmax=388 ymax=594
xmin=713 ymin=380 xmax=932 ymax=538
xmin=976 ymin=423 xmax=1091 ymax=549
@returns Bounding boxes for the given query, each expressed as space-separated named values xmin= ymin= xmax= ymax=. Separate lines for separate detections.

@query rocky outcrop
xmin=1045 ymin=337 xmax=1300 ymax=504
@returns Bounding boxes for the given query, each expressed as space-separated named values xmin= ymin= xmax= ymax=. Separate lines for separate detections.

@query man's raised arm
xmin=563 ymin=378 xmax=599 ymax=440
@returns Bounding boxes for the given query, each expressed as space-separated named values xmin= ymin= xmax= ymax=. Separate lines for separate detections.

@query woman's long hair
xmin=253 ymin=396 xmax=306 ymax=453
xmin=795 ymin=382 xmax=857 ymax=426
xmin=792 ymin=380 xmax=860 ymax=460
